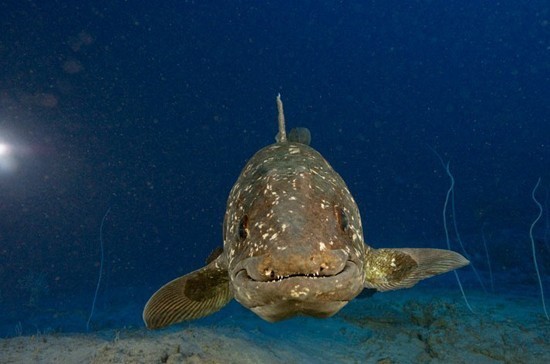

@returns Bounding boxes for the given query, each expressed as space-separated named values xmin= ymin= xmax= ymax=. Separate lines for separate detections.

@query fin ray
xmin=364 ymin=248 xmax=469 ymax=291
xmin=143 ymin=258 xmax=233 ymax=329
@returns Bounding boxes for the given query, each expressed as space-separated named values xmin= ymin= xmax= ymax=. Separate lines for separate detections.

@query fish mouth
xmin=232 ymin=260 xmax=363 ymax=322
xmin=235 ymin=261 xmax=353 ymax=283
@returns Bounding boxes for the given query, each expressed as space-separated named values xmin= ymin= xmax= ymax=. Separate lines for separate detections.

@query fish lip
xmin=234 ymin=260 xmax=354 ymax=283
xmin=232 ymin=248 xmax=353 ymax=283
xmin=232 ymin=260 xmax=362 ymax=296
xmin=231 ymin=260 xmax=363 ymax=320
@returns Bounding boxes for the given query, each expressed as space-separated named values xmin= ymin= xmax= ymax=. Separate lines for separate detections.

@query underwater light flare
xmin=0 ymin=142 xmax=10 ymax=156
xmin=0 ymin=141 xmax=17 ymax=173
xmin=0 ymin=135 xmax=24 ymax=175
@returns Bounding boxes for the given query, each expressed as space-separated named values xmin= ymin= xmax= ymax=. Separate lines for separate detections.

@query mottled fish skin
xmin=224 ymin=141 xmax=366 ymax=321
xmin=142 ymin=95 xmax=469 ymax=329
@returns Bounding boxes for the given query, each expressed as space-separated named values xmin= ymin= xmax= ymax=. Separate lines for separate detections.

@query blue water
xmin=0 ymin=0 xmax=548 ymax=359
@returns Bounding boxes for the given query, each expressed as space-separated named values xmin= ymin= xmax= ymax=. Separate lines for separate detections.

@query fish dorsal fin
xmin=143 ymin=257 xmax=233 ymax=329
xmin=275 ymin=94 xmax=287 ymax=143
xmin=288 ymin=127 xmax=311 ymax=145
xmin=274 ymin=95 xmax=311 ymax=145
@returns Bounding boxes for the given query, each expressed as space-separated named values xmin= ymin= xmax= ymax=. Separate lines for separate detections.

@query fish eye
xmin=238 ymin=215 xmax=249 ymax=240
xmin=337 ymin=207 xmax=349 ymax=232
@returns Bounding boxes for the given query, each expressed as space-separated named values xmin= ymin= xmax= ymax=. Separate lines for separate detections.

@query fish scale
xmin=143 ymin=95 xmax=469 ymax=328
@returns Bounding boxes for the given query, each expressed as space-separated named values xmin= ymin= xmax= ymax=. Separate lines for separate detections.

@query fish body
xmin=143 ymin=96 xmax=468 ymax=328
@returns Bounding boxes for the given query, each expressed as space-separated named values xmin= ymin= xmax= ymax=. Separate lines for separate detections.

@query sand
xmin=1 ymin=287 xmax=549 ymax=364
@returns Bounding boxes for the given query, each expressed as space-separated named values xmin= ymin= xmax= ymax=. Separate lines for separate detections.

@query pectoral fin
xmin=143 ymin=258 xmax=233 ymax=329
xmin=364 ymin=248 xmax=469 ymax=291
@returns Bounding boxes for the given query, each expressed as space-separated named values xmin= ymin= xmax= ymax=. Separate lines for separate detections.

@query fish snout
xmin=244 ymin=248 xmax=349 ymax=282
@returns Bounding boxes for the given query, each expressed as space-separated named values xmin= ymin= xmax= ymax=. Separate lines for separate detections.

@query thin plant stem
xmin=481 ymin=223 xmax=494 ymax=293
xmin=442 ymin=162 xmax=474 ymax=313
xmin=529 ymin=178 xmax=548 ymax=320
xmin=87 ymin=206 xmax=112 ymax=331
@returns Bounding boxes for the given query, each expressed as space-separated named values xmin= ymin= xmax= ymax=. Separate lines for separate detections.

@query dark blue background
xmin=0 ymin=0 xmax=548 ymax=333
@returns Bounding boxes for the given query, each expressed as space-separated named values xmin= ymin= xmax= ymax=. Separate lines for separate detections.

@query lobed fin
xmin=364 ymin=248 xmax=469 ymax=291
xmin=288 ymin=127 xmax=311 ymax=145
xmin=143 ymin=258 xmax=233 ymax=329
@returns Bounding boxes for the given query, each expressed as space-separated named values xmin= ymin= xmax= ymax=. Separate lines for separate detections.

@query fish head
xmin=224 ymin=143 xmax=365 ymax=322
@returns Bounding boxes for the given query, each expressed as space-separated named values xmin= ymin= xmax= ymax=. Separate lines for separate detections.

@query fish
xmin=142 ymin=95 xmax=469 ymax=328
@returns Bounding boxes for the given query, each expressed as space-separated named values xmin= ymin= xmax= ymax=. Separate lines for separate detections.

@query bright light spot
xmin=0 ymin=143 xmax=11 ymax=156
xmin=0 ymin=140 xmax=19 ymax=174
xmin=0 ymin=126 xmax=32 ymax=175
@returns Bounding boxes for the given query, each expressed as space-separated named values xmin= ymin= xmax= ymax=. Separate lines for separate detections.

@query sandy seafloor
xmin=1 ymin=285 xmax=549 ymax=364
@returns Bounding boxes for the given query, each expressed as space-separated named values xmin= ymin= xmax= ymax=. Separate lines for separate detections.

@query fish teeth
xmin=263 ymin=272 xmax=331 ymax=282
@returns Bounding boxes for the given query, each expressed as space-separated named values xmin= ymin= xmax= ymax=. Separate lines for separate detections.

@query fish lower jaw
xmin=250 ymin=300 xmax=349 ymax=322
xmin=231 ymin=261 xmax=364 ymax=321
